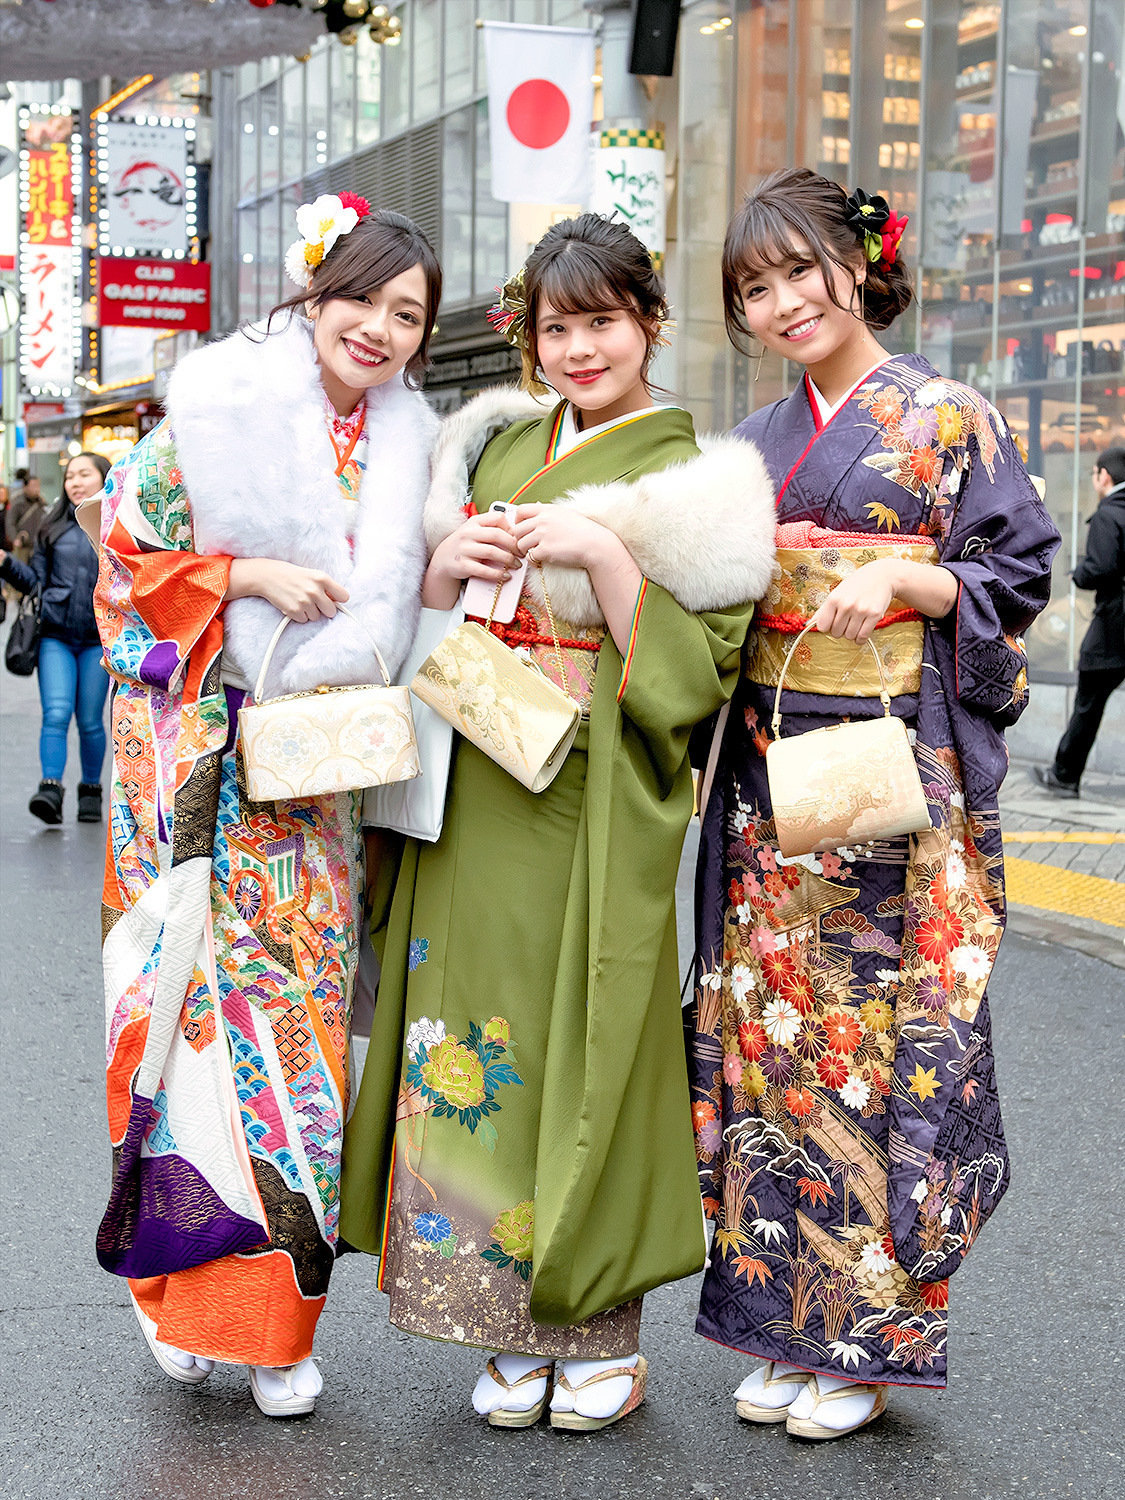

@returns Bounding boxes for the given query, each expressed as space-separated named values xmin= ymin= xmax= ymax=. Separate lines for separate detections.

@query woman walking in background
xmin=688 ymin=168 xmax=1059 ymax=1440
xmin=0 ymin=450 xmax=111 ymax=824
xmin=93 ymin=198 xmax=440 ymax=1417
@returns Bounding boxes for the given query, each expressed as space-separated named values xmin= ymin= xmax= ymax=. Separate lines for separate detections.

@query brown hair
xmin=267 ymin=208 xmax=442 ymax=389
xmin=520 ymin=213 xmax=668 ymax=393
xmin=721 ymin=168 xmax=914 ymax=350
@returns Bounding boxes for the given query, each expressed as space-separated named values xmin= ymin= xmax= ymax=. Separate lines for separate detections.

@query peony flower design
xmin=406 ymin=1016 xmax=523 ymax=1143
xmin=481 ymin=1200 xmax=534 ymax=1280
xmin=405 ymin=1015 xmax=445 ymax=1055
xmin=420 ymin=1037 xmax=486 ymax=1108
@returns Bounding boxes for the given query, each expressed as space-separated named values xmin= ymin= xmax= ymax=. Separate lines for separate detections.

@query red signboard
xmin=25 ymin=144 xmax=73 ymax=247
xmin=98 ymin=257 xmax=211 ymax=332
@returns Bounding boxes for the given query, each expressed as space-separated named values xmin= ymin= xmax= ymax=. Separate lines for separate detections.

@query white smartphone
xmin=462 ymin=501 xmax=529 ymax=624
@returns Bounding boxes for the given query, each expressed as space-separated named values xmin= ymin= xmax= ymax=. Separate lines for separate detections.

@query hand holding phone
xmin=462 ymin=502 xmax=529 ymax=623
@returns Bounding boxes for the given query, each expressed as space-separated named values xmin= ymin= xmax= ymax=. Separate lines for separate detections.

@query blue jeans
xmin=37 ymin=636 xmax=110 ymax=783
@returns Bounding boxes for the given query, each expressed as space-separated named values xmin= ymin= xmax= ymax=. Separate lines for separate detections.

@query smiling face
xmin=64 ymin=456 xmax=106 ymax=504
xmin=309 ymin=262 xmax=429 ymax=415
xmin=533 ymin=300 xmax=652 ymax=423
xmin=737 ymin=234 xmax=866 ymax=367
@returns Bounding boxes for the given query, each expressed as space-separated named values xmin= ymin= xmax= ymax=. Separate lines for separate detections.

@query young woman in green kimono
xmin=341 ymin=214 xmax=776 ymax=1429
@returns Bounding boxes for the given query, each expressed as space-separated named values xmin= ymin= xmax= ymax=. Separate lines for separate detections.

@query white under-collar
xmin=556 ymin=400 xmax=680 ymax=455
xmin=807 ymin=356 xmax=892 ymax=427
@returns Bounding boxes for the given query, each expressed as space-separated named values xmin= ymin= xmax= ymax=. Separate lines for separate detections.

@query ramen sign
xmin=98 ymin=257 xmax=211 ymax=332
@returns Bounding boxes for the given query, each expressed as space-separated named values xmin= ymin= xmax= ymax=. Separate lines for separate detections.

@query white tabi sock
xmin=551 ymin=1353 xmax=639 ymax=1420
xmin=734 ymin=1361 xmax=809 ymax=1411
xmin=252 ymin=1357 xmax=323 ymax=1404
xmin=787 ymin=1373 xmax=883 ymax=1430
xmin=472 ymin=1352 xmax=550 ymax=1414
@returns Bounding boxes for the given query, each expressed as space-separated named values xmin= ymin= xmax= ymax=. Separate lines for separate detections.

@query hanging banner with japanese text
xmin=590 ymin=129 xmax=666 ymax=268
xmin=19 ymin=133 xmax=78 ymax=395
xmin=24 ymin=143 xmax=74 ymax=247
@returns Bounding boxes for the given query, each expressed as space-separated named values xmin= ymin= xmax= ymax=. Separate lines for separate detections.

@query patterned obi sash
xmin=467 ymin=597 xmax=606 ymax=717
xmin=745 ymin=521 xmax=939 ymax=698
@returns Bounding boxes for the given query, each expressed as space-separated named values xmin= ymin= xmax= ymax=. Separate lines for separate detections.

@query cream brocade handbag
xmin=238 ymin=606 xmax=421 ymax=800
xmin=411 ymin=568 xmax=581 ymax=794
xmin=765 ymin=620 xmax=931 ymax=858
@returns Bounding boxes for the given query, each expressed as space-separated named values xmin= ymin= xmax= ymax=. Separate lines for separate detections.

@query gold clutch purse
xmin=411 ymin=569 xmax=581 ymax=794
xmin=765 ymin=621 xmax=931 ymax=858
xmin=238 ymin=607 xmax=421 ymax=801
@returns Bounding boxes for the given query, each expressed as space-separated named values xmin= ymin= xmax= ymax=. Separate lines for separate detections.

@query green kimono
xmin=340 ymin=396 xmax=773 ymax=1356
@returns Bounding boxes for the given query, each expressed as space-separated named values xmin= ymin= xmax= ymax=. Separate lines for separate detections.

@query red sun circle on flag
xmin=506 ymin=79 xmax=571 ymax=150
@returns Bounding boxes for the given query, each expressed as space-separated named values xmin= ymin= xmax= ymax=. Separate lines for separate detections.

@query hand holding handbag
xmin=765 ymin=621 xmax=931 ymax=858
xmin=4 ymin=588 xmax=41 ymax=677
xmin=237 ymin=606 xmax=421 ymax=801
xmin=410 ymin=567 xmax=581 ymax=794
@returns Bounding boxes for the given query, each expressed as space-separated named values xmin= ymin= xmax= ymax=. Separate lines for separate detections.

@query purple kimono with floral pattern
xmin=687 ymin=354 xmax=1059 ymax=1385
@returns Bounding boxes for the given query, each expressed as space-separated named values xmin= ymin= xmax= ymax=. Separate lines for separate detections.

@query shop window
xmin=239 ymin=94 xmax=257 ymax=202
xmin=331 ymin=39 xmax=357 ymax=161
xmin=238 ymin=205 xmax=258 ymax=325
xmin=356 ymin=29 xmax=382 ymax=149
xmin=305 ymin=44 xmax=329 ymax=172
xmin=281 ymin=66 xmax=304 ymax=183
xmin=473 ymin=99 xmax=507 ymax=300
xmin=383 ymin=0 xmax=410 ymax=136
xmin=414 ymin=0 xmax=441 ymax=122
xmin=442 ymin=107 xmax=473 ymax=304
xmin=444 ymin=0 xmax=475 ymax=111
xmin=259 ymin=194 xmax=282 ymax=318
xmin=259 ymin=81 xmax=280 ymax=196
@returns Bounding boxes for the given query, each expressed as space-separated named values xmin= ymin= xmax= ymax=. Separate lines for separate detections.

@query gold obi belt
xmin=745 ymin=521 xmax=939 ymax=698
xmin=467 ymin=599 xmax=606 ymax=717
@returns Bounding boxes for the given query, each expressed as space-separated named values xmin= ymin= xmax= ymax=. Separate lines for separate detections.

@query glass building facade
xmin=212 ymin=0 xmax=1123 ymax=762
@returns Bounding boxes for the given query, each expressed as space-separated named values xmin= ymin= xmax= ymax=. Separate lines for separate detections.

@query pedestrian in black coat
xmin=0 ymin=451 xmax=112 ymax=825
xmin=1035 ymin=444 xmax=1125 ymax=796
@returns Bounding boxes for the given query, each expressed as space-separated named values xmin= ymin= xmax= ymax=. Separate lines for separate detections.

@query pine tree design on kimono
xmin=400 ymin=1014 xmax=524 ymax=1155
xmin=855 ymin=377 xmax=1003 ymax=539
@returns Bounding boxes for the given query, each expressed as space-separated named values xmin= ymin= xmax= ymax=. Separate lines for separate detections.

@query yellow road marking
xmin=1006 ymin=857 xmax=1125 ymax=929
xmin=1004 ymin=831 xmax=1125 ymax=845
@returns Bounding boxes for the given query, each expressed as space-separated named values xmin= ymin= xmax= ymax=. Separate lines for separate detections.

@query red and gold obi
xmin=745 ymin=521 xmax=939 ymax=698
xmin=466 ymin=597 xmax=606 ymax=717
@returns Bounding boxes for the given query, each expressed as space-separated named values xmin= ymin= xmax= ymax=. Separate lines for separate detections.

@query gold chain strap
xmin=485 ymin=563 xmax=569 ymax=691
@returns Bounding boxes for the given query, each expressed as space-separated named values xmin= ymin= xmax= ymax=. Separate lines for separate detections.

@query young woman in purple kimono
xmin=687 ymin=168 xmax=1059 ymax=1440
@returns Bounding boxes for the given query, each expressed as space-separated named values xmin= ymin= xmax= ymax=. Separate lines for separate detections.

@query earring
xmin=750 ymin=338 xmax=765 ymax=382
xmin=859 ymin=279 xmax=866 ymax=325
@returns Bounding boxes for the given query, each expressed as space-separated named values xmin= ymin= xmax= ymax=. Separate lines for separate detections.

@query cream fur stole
xmin=424 ymin=386 xmax=776 ymax=627
xmin=166 ymin=315 xmax=439 ymax=694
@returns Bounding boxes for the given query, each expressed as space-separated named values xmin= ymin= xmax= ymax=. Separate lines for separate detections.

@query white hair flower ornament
xmin=284 ymin=191 xmax=371 ymax=288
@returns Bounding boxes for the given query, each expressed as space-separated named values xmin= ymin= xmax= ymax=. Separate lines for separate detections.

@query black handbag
xmin=5 ymin=589 xmax=42 ymax=676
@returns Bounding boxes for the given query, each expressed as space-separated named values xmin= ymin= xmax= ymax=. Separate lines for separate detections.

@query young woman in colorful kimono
xmin=93 ymin=198 xmax=441 ymax=1417
xmin=341 ymin=213 xmax=776 ymax=1430
xmin=687 ymin=168 xmax=1059 ymax=1440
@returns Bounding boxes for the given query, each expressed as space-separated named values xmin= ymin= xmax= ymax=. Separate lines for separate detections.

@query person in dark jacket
xmin=1035 ymin=445 xmax=1125 ymax=797
xmin=5 ymin=470 xmax=47 ymax=560
xmin=0 ymin=451 xmax=112 ymax=824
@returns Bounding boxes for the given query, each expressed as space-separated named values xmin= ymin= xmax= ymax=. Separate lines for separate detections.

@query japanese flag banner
xmin=482 ymin=21 xmax=596 ymax=205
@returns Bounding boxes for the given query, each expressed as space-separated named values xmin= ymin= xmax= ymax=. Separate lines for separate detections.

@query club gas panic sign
xmin=98 ymin=256 xmax=211 ymax=332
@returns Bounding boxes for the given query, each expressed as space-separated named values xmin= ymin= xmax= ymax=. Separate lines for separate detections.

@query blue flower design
xmin=408 ymin=937 xmax=429 ymax=972
xmin=414 ymin=1211 xmax=452 ymax=1243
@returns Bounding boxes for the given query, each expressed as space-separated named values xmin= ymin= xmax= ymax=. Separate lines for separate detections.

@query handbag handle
xmin=252 ymin=604 xmax=391 ymax=705
xmin=771 ymin=619 xmax=891 ymax=736
xmin=484 ymin=563 xmax=569 ymax=692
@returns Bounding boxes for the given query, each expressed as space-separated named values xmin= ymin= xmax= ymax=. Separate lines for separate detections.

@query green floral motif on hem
xmin=404 ymin=1017 xmax=523 ymax=1154
xmin=481 ymin=1200 xmax=534 ymax=1280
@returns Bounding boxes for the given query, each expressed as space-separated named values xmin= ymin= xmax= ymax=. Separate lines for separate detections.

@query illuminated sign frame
xmin=95 ymin=112 xmax=198 ymax=260
xmin=17 ymin=104 xmax=83 ymax=399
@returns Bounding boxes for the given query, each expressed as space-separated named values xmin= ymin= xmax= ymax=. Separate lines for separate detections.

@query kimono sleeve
xmin=615 ymin=579 xmax=753 ymax=791
xmin=936 ymin=410 xmax=1060 ymax=726
xmin=95 ymin=421 xmax=231 ymax=697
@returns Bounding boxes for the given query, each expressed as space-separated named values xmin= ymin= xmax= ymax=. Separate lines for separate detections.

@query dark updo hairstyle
xmin=268 ymin=207 xmax=442 ymax=389
xmin=721 ymin=168 xmax=914 ymax=352
xmin=520 ymin=213 xmax=669 ymax=393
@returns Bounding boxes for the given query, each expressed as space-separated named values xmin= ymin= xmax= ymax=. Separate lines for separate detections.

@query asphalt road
xmin=2 ymin=650 xmax=1122 ymax=1500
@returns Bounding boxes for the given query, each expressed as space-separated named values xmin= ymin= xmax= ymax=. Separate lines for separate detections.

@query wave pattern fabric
xmin=95 ymin=420 xmax=362 ymax=1365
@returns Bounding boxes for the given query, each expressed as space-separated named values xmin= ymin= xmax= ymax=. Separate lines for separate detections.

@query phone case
xmin=462 ymin=504 xmax=528 ymax=624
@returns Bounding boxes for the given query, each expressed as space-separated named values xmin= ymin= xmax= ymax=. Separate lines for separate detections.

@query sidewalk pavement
xmin=998 ymin=757 xmax=1125 ymax=969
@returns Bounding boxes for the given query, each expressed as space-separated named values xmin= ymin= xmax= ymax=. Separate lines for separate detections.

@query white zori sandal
xmin=248 ymin=1359 xmax=323 ymax=1417
xmin=129 ymin=1290 xmax=213 ymax=1385
xmin=733 ymin=1361 xmax=813 ymax=1423
xmin=472 ymin=1356 xmax=555 ymax=1428
xmin=785 ymin=1374 xmax=888 ymax=1440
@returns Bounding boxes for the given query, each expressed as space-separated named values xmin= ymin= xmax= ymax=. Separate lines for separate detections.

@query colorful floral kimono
xmin=688 ymin=354 xmax=1059 ymax=1386
xmin=94 ymin=316 xmax=436 ymax=1366
xmin=341 ymin=388 xmax=775 ymax=1356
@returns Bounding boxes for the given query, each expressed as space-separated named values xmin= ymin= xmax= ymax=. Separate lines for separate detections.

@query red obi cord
xmin=755 ymin=606 xmax=923 ymax=634
xmin=466 ymin=602 xmax=603 ymax=653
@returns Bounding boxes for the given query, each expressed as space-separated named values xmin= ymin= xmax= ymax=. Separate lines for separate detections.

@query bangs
xmin=725 ymin=200 xmax=814 ymax=285
xmin=532 ymin=243 xmax=633 ymax=322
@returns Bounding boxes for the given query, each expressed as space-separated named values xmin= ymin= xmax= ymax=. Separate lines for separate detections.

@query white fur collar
xmin=425 ymin=386 xmax=776 ymax=627
xmin=167 ymin=315 xmax=439 ymax=693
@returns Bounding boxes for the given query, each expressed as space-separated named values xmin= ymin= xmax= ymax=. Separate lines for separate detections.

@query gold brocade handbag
xmin=238 ymin=606 xmax=421 ymax=801
xmin=411 ymin=567 xmax=581 ymax=794
xmin=765 ymin=620 xmax=931 ymax=858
